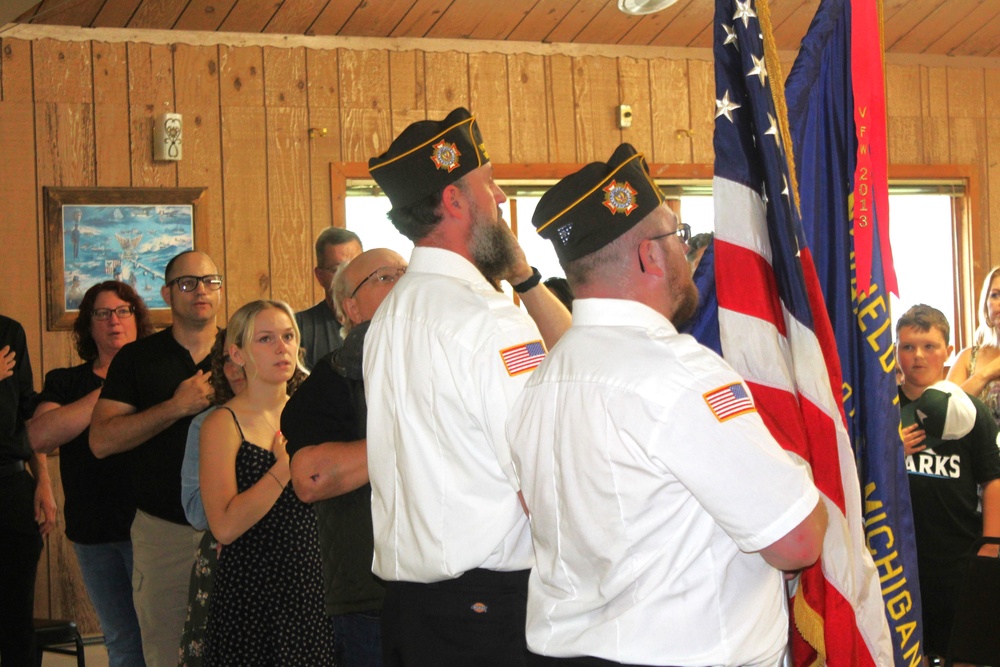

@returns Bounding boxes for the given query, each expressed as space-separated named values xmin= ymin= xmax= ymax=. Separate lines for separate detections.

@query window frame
xmin=331 ymin=162 xmax=980 ymax=348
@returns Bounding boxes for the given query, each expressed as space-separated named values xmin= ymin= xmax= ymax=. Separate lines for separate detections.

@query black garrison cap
xmin=368 ymin=107 xmax=490 ymax=210
xmin=532 ymin=143 xmax=665 ymax=263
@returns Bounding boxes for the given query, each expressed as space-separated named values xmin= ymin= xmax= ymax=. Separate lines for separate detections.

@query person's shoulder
xmin=543 ymin=326 xmax=741 ymax=400
xmin=402 ymin=270 xmax=480 ymax=303
xmin=656 ymin=332 xmax=741 ymax=385
xmin=107 ymin=331 xmax=177 ymax=385
xmin=190 ymin=406 xmax=217 ymax=429
xmin=954 ymin=345 xmax=975 ymax=361
xmin=302 ymin=356 xmax=347 ymax=390
xmin=385 ymin=273 xmax=507 ymax=328
xmin=202 ymin=403 xmax=237 ymax=431
xmin=110 ymin=330 xmax=163 ymax=363
xmin=137 ymin=328 xmax=180 ymax=353
xmin=966 ymin=392 xmax=999 ymax=435
xmin=612 ymin=333 xmax=752 ymax=411
xmin=0 ymin=314 xmax=22 ymax=331
xmin=963 ymin=391 xmax=994 ymax=420
xmin=287 ymin=359 xmax=349 ymax=409
xmin=282 ymin=363 xmax=355 ymax=445
xmin=296 ymin=301 xmax=329 ymax=321
xmin=0 ymin=314 xmax=27 ymax=346
xmin=43 ymin=361 xmax=92 ymax=384
xmin=952 ymin=345 xmax=975 ymax=370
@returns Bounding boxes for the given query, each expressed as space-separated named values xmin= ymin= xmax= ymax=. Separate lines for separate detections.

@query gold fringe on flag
xmin=794 ymin=585 xmax=828 ymax=666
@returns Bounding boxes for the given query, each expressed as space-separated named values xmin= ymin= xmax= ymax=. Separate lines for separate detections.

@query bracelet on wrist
xmin=513 ymin=266 xmax=542 ymax=294
xmin=266 ymin=469 xmax=285 ymax=490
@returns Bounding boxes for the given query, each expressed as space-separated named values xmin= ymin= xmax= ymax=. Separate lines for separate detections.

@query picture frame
xmin=43 ymin=186 xmax=208 ymax=331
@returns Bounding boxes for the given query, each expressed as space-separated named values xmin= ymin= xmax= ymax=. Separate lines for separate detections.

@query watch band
xmin=513 ymin=266 xmax=542 ymax=294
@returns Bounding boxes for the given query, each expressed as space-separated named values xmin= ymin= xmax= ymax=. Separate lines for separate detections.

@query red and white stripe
xmin=713 ymin=177 xmax=893 ymax=666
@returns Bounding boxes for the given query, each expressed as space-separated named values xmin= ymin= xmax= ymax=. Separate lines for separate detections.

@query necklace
xmin=259 ymin=410 xmax=281 ymax=435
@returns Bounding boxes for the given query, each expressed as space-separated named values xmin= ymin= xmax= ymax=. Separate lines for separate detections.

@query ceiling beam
xmin=1 ymin=0 xmax=42 ymax=26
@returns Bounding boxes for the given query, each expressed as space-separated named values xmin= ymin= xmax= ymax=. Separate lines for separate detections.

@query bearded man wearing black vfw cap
xmin=507 ymin=144 xmax=828 ymax=667
xmin=364 ymin=107 xmax=571 ymax=666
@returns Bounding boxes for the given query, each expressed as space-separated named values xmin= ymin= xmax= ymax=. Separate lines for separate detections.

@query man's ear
xmin=314 ymin=267 xmax=329 ymax=289
xmin=439 ymin=183 xmax=464 ymax=218
xmin=161 ymin=284 xmax=172 ymax=307
xmin=637 ymin=238 xmax=667 ymax=278
xmin=343 ymin=297 xmax=363 ymax=326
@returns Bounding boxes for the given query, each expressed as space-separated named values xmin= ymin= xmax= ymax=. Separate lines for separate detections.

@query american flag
xmin=786 ymin=0 xmax=923 ymax=663
xmin=709 ymin=0 xmax=892 ymax=664
xmin=702 ymin=382 xmax=755 ymax=421
xmin=500 ymin=340 xmax=546 ymax=376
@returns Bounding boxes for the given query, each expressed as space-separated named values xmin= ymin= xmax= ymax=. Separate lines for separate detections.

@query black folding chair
xmin=945 ymin=537 xmax=1000 ymax=666
xmin=33 ymin=618 xmax=86 ymax=667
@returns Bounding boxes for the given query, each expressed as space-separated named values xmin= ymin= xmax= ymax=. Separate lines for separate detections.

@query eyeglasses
xmin=649 ymin=222 xmax=691 ymax=245
xmin=92 ymin=306 xmax=135 ymax=321
xmin=350 ymin=266 xmax=407 ymax=298
xmin=638 ymin=223 xmax=692 ymax=273
xmin=166 ymin=274 xmax=224 ymax=292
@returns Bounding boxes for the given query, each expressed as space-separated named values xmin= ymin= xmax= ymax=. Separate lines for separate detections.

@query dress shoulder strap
xmin=218 ymin=406 xmax=246 ymax=442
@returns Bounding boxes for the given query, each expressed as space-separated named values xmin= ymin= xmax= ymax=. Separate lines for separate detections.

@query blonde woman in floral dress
xmin=178 ymin=329 xmax=246 ymax=666
xmin=200 ymin=300 xmax=334 ymax=666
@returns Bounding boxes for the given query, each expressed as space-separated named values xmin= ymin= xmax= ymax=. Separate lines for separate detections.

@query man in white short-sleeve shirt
xmin=508 ymin=144 xmax=828 ymax=667
xmin=365 ymin=107 xmax=571 ymax=666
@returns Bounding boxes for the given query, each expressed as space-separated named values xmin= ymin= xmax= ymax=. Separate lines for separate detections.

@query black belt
xmin=0 ymin=460 xmax=26 ymax=477
xmin=392 ymin=568 xmax=530 ymax=592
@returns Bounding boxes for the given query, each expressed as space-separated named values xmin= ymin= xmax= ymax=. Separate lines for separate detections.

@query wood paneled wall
xmin=885 ymin=63 xmax=1000 ymax=284
xmin=1 ymin=31 xmax=998 ymax=631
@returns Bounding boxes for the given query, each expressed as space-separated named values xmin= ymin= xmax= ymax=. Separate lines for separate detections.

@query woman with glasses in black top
xmin=28 ymin=280 xmax=154 ymax=667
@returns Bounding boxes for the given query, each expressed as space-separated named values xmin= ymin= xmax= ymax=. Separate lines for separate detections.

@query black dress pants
xmin=381 ymin=568 xmax=530 ymax=667
xmin=0 ymin=471 xmax=44 ymax=667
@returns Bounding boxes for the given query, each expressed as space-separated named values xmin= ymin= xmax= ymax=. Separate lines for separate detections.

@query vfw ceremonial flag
xmin=709 ymin=0 xmax=893 ymax=663
xmin=785 ymin=1 xmax=922 ymax=664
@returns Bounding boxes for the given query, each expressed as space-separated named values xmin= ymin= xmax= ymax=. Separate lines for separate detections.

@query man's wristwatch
xmin=512 ymin=266 xmax=542 ymax=294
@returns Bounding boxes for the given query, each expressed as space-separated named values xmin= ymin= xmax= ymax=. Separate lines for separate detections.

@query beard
xmin=668 ymin=265 xmax=700 ymax=327
xmin=468 ymin=203 xmax=519 ymax=288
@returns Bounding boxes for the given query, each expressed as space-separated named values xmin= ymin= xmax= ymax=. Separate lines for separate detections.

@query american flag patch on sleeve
xmin=703 ymin=382 xmax=756 ymax=422
xmin=500 ymin=340 xmax=546 ymax=376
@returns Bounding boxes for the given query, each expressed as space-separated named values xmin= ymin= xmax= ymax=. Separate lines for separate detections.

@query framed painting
xmin=43 ymin=186 xmax=208 ymax=330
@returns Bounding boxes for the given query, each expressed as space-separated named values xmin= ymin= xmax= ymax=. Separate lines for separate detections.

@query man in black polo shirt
xmin=285 ymin=248 xmax=406 ymax=667
xmin=91 ymin=251 xmax=221 ymax=667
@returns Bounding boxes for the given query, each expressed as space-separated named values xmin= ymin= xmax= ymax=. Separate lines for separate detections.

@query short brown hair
xmin=896 ymin=304 xmax=950 ymax=345
xmin=315 ymin=228 xmax=362 ymax=263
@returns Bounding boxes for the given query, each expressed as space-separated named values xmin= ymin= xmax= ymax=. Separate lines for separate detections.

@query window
xmin=343 ymin=183 xmax=717 ymax=284
xmin=887 ymin=193 xmax=956 ymax=343
xmin=336 ymin=164 xmax=975 ymax=346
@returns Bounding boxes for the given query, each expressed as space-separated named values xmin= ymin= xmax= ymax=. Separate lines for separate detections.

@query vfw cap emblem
xmin=602 ymin=180 xmax=639 ymax=215
xmin=430 ymin=140 xmax=461 ymax=172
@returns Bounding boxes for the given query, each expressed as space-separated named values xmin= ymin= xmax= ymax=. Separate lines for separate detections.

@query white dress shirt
xmin=508 ymin=298 xmax=820 ymax=666
xmin=364 ymin=247 xmax=542 ymax=583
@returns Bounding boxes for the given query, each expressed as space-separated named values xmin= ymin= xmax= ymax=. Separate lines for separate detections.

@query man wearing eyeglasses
xmin=91 ymin=250 xmax=222 ymax=667
xmin=283 ymin=248 xmax=406 ymax=667
xmin=364 ymin=108 xmax=571 ymax=666
xmin=507 ymin=144 xmax=827 ymax=666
